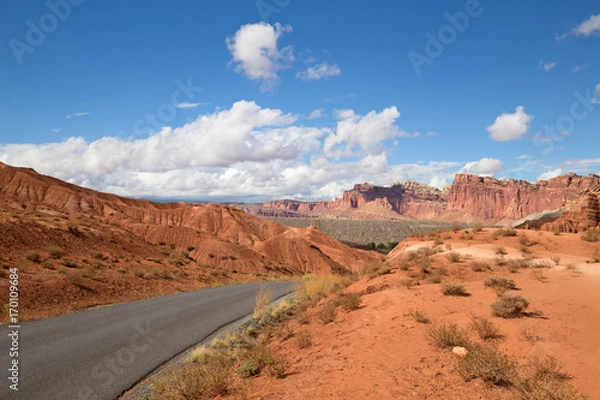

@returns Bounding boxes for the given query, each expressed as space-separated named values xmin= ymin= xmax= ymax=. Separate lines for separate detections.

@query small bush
xmin=591 ymin=249 xmax=600 ymax=263
xmin=495 ymin=246 xmax=508 ymax=256
xmin=470 ymin=261 xmax=490 ymax=272
xmin=408 ymin=309 xmax=429 ymax=323
xmin=472 ymin=222 xmax=485 ymax=233
xmin=62 ymin=259 xmax=79 ymax=268
xmin=296 ymin=332 xmax=312 ymax=349
xmin=186 ymin=245 xmax=196 ymax=251
xmin=47 ymin=245 xmax=64 ymax=259
xmin=25 ymin=251 xmax=41 ymax=263
xmin=458 ymin=346 xmax=517 ymax=386
xmin=519 ymin=233 xmax=538 ymax=247
xmin=451 ymin=224 xmax=462 ymax=233
xmin=581 ymin=228 xmax=600 ymax=242
xmin=470 ymin=316 xmax=502 ymax=340
xmin=519 ymin=326 xmax=541 ymax=342
xmin=484 ymin=275 xmax=516 ymax=294
xmin=339 ymin=293 xmax=362 ymax=311
xmin=426 ymin=323 xmax=470 ymax=349
xmin=445 ymin=252 xmax=462 ymax=263
xmin=237 ymin=359 xmax=260 ymax=378
xmin=253 ymin=286 xmax=272 ymax=317
xmin=550 ymin=256 xmax=560 ymax=266
xmin=318 ymin=302 xmax=336 ymax=324
xmin=440 ymin=281 xmax=469 ymax=296
xmin=491 ymin=294 xmax=529 ymax=318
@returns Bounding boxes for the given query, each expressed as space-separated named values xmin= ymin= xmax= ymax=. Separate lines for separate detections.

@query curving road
xmin=0 ymin=281 xmax=296 ymax=400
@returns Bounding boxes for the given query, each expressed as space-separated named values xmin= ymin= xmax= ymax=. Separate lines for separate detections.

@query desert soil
xmin=234 ymin=229 xmax=600 ymax=399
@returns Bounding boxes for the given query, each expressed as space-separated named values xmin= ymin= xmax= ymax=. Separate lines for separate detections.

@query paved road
xmin=0 ymin=281 xmax=296 ymax=400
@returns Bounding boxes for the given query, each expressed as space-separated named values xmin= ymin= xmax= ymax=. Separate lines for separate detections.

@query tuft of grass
xmin=495 ymin=246 xmax=508 ymax=256
xmin=408 ymin=308 xmax=429 ymax=324
xmin=484 ymin=275 xmax=516 ymax=294
xmin=470 ymin=316 xmax=502 ymax=340
xmin=318 ymin=301 xmax=337 ymax=324
xmin=338 ymin=292 xmax=362 ymax=311
xmin=253 ymin=285 xmax=273 ymax=317
xmin=472 ymin=222 xmax=485 ymax=233
xmin=237 ymin=359 xmax=260 ymax=378
xmin=519 ymin=326 xmax=541 ymax=343
xmin=551 ymin=256 xmax=561 ymax=266
xmin=491 ymin=293 xmax=529 ymax=318
xmin=440 ymin=281 xmax=469 ymax=296
xmin=296 ymin=332 xmax=312 ymax=349
xmin=25 ymin=250 xmax=41 ymax=263
xmin=296 ymin=274 xmax=354 ymax=303
xmin=458 ymin=346 xmax=517 ymax=387
xmin=47 ymin=245 xmax=64 ymax=259
xmin=470 ymin=261 xmax=490 ymax=272
xmin=581 ymin=228 xmax=600 ymax=243
xmin=445 ymin=252 xmax=462 ymax=263
xmin=516 ymin=356 xmax=586 ymax=400
xmin=426 ymin=323 xmax=470 ymax=349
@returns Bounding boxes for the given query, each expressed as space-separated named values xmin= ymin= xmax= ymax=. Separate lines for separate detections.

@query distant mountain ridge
xmin=238 ymin=173 xmax=600 ymax=224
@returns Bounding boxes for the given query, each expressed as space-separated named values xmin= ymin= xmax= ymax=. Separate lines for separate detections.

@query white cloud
xmin=226 ymin=22 xmax=293 ymax=92
xmin=429 ymin=176 xmax=448 ymax=189
xmin=537 ymin=168 xmax=563 ymax=181
xmin=459 ymin=158 xmax=505 ymax=176
xmin=296 ymin=62 xmax=341 ymax=81
xmin=426 ymin=131 xmax=438 ymax=137
xmin=571 ymin=63 xmax=591 ymax=73
xmin=51 ymin=128 xmax=61 ymax=133
xmin=592 ymin=83 xmax=600 ymax=104
xmin=175 ymin=102 xmax=203 ymax=109
xmin=309 ymin=109 xmax=324 ymax=119
xmin=66 ymin=112 xmax=89 ymax=119
xmin=323 ymin=106 xmax=417 ymax=157
xmin=0 ymin=101 xmax=473 ymax=202
xmin=556 ymin=14 xmax=600 ymax=40
xmin=487 ymin=106 xmax=533 ymax=142
xmin=539 ymin=61 xmax=555 ymax=71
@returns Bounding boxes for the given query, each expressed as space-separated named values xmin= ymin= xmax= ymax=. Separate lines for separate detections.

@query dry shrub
xmin=495 ymin=246 xmax=509 ymax=256
xmin=318 ymin=301 xmax=336 ymax=324
xmin=426 ymin=323 xmax=470 ymax=349
xmin=519 ymin=326 xmax=541 ymax=342
xmin=470 ymin=261 xmax=490 ymax=272
xmin=47 ymin=245 xmax=64 ymax=259
xmin=472 ymin=222 xmax=485 ymax=233
xmin=484 ymin=275 xmax=516 ymax=294
xmin=25 ymin=250 xmax=41 ymax=263
xmin=440 ymin=281 xmax=469 ymax=296
xmin=591 ymin=249 xmax=600 ymax=263
xmin=339 ymin=292 xmax=362 ymax=311
xmin=516 ymin=356 xmax=585 ymax=400
xmin=296 ymin=332 xmax=312 ymax=349
xmin=491 ymin=294 xmax=529 ymax=318
xmin=445 ymin=252 xmax=462 ymax=263
xmin=470 ymin=316 xmax=502 ymax=340
xmin=581 ymin=228 xmax=600 ymax=243
xmin=254 ymin=285 xmax=272 ymax=317
xmin=458 ymin=346 xmax=517 ymax=386
xmin=408 ymin=308 xmax=429 ymax=323
xmin=296 ymin=274 xmax=353 ymax=303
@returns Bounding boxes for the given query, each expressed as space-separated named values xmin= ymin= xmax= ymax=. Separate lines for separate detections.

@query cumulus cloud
xmin=537 ymin=168 xmax=563 ymax=181
xmin=0 ymin=101 xmax=475 ymax=202
xmin=323 ymin=106 xmax=417 ymax=157
xmin=296 ymin=62 xmax=341 ymax=81
xmin=556 ymin=14 xmax=600 ymax=40
xmin=226 ymin=22 xmax=293 ymax=91
xmin=487 ymin=106 xmax=533 ymax=142
xmin=460 ymin=158 xmax=505 ymax=176
xmin=66 ymin=112 xmax=90 ymax=119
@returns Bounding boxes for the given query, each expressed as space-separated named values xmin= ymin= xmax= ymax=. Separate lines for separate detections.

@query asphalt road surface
xmin=0 ymin=281 xmax=296 ymax=400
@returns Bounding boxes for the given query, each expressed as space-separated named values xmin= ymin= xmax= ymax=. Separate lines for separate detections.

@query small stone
xmin=452 ymin=346 xmax=468 ymax=357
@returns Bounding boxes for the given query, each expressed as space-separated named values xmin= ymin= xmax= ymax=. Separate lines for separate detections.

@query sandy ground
xmin=236 ymin=229 xmax=600 ymax=399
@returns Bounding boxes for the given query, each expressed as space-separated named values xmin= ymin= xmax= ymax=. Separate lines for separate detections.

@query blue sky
xmin=1 ymin=0 xmax=599 ymax=202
